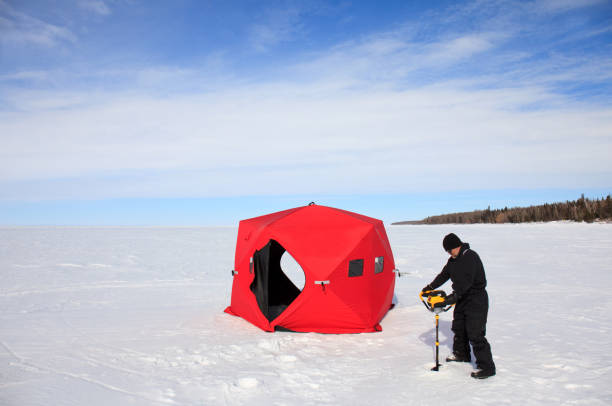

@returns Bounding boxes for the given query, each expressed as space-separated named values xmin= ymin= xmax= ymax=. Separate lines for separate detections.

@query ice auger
xmin=419 ymin=290 xmax=454 ymax=371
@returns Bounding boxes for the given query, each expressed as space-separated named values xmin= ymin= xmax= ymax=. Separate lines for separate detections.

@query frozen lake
xmin=1 ymin=224 xmax=611 ymax=405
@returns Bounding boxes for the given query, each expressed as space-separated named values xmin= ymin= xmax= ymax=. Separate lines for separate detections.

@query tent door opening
xmin=250 ymin=239 xmax=304 ymax=322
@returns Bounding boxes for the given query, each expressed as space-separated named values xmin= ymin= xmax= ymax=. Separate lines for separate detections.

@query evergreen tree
xmin=393 ymin=194 xmax=612 ymax=225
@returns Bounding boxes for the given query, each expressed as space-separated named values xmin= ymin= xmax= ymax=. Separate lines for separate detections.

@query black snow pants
xmin=452 ymin=290 xmax=495 ymax=371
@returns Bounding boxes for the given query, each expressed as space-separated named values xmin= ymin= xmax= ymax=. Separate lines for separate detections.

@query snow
xmin=1 ymin=224 xmax=611 ymax=405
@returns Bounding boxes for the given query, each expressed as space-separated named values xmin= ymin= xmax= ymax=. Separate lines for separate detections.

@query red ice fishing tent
xmin=224 ymin=203 xmax=396 ymax=333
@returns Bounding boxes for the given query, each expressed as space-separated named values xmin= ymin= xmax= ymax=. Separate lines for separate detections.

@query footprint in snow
xmin=565 ymin=383 xmax=593 ymax=391
xmin=237 ymin=377 xmax=259 ymax=389
xmin=277 ymin=354 xmax=298 ymax=363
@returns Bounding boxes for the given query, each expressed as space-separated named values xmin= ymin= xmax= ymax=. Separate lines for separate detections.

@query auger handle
xmin=421 ymin=290 xmax=446 ymax=298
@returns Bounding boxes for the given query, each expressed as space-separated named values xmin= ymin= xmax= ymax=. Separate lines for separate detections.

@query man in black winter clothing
xmin=422 ymin=233 xmax=496 ymax=379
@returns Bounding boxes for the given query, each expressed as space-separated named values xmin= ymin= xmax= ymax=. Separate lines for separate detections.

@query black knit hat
xmin=443 ymin=233 xmax=462 ymax=252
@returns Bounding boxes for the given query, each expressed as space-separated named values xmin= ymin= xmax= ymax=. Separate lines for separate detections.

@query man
xmin=422 ymin=233 xmax=496 ymax=379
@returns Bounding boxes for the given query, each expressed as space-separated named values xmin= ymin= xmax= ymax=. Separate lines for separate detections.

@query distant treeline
xmin=393 ymin=194 xmax=612 ymax=225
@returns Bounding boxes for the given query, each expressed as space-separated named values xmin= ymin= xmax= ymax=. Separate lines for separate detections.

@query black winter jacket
xmin=430 ymin=243 xmax=487 ymax=308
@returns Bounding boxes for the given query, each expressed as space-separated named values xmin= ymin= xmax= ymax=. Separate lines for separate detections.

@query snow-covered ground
xmin=1 ymin=224 xmax=611 ymax=405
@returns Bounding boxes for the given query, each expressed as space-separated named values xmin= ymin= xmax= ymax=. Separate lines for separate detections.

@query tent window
xmin=375 ymin=256 xmax=384 ymax=274
xmin=348 ymin=259 xmax=364 ymax=277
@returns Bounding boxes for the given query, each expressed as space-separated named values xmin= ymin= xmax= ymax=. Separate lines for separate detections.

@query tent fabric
xmin=224 ymin=204 xmax=396 ymax=333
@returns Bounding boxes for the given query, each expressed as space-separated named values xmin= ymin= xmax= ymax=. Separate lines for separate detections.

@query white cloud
xmin=1 ymin=78 xmax=610 ymax=200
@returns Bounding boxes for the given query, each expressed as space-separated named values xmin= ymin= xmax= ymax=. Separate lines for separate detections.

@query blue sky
xmin=1 ymin=0 xmax=611 ymax=225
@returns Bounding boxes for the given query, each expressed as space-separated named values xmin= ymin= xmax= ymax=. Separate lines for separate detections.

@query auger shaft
xmin=432 ymin=314 xmax=440 ymax=371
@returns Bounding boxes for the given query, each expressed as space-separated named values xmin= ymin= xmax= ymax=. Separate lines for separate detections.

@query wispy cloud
xmin=247 ymin=1 xmax=340 ymax=52
xmin=78 ymin=0 xmax=111 ymax=16
xmin=0 ymin=1 xmax=76 ymax=47
xmin=0 ymin=70 xmax=50 ymax=82
xmin=0 ymin=0 xmax=610 ymax=202
xmin=534 ymin=0 xmax=606 ymax=14
xmin=248 ymin=4 xmax=307 ymax=52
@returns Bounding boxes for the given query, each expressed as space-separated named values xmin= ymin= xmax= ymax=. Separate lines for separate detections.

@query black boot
xmin=446 ymin=353 xmax=471 ymax=363
xmin=471 ymin=369 xmax=495 ymax=379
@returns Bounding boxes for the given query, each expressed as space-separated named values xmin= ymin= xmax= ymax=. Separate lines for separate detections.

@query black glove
xmin=444 ymin=292 xmax=458 ymax=305
xmin=422 ymin=284 xmax=433 ymax=293
xmin=433 ymin=292 xmax=458 ymax=308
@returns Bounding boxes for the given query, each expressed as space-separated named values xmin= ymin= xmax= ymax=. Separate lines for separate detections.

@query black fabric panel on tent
xmin=250 ymin=239 xmax=302 ymax=322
